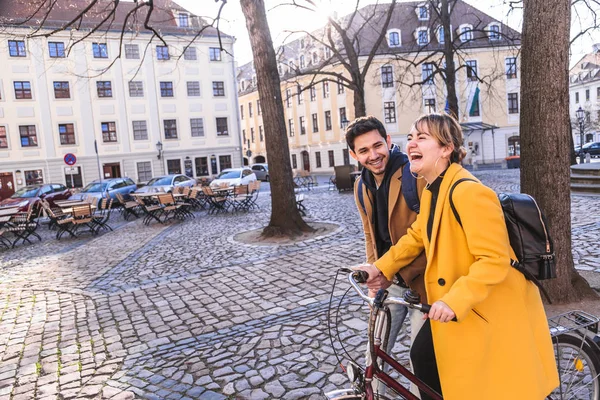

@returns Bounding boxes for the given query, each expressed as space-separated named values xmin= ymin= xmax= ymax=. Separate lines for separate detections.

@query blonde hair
xmin=410 ymin=113 xmax=467 ymax=163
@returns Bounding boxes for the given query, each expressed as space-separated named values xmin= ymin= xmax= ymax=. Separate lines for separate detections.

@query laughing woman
xmin=358 ymin=113 xmax=558 ymax=400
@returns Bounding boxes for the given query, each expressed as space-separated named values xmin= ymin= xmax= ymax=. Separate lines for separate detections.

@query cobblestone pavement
xmin=0 ymin=169 xmax=599 ymax=399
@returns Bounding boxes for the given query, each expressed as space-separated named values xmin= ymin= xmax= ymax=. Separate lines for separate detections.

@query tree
xmin=520 ymin=0 xmax=596 ymax=302
xmin=240 ymin=0 xmax=314 ymax=237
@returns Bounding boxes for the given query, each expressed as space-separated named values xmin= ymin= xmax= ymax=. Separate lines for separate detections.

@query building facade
xmin=570 ymin=45 xmax=600 ymax=146
xmin=237 ymin=0 xmax=521 ymax=173
xmin=0 ymin=0 xmax=241 ymax=200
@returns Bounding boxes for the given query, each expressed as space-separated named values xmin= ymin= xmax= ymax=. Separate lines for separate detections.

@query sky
xmin=176 ymin=0 xmax=598 ymax=67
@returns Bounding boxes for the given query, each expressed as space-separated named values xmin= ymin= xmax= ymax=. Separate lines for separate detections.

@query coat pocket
xmin=472 ymin=308 xmax=489 ymax=324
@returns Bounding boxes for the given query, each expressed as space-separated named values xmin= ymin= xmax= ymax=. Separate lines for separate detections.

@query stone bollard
xmin=586 ymin=153 xmax=592 ymax=163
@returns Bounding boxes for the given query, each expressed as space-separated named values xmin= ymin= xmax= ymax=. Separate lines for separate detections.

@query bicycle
xmin=325 ymin=269 xmax=600 ymax=400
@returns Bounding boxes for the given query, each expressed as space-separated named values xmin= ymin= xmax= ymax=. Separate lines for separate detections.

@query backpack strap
xmin=357 ymin=178 xmax=367 ymax=215
xmin=401 ymin=162 xmax=420 ymax=214
xmin=449 ymin=178 xmax=553 ymax=304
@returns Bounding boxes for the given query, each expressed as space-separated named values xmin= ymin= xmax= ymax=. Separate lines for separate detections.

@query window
xmin=249 ymin=102 xmax=253 ymax=117
xmin=324 ymin=46 xmax=332 ymax=59
xmin=92 ymin=43 xmax=108 ymax=58
xmin=328 ymin=150 xmax=335 ymax=167
xmin=129 ymin=81 xmax=144 ymax=97
xmin=310 ymin=86 xmax=316 ymax=101
xmin=160 ymin=82 xmax=174 ymax=97
xmin=312 ymin=113 xmax=319 ymax=132
xmin=424 ymin=98 xmax=436 ymax=114
xmin=164 ymin=119 xmax=178 ymax=139
xmin=124 ymin=44 xmax=139 ymax=59
xmin=575 ymin=92 xmax=580 ymax=103
xmin=137 ymin=162 xmax=152 ymax=182
xmin=48 ymin=42 xmax=65 ymax=58
xmin=586 ymin=89 xmax=590 ymax=101
xmin=101 ymin=122 xmax=117 ymax=142
xmin=195 ymin=157 xmax=209 ymax=176
xmin=338 ymin=78 xmax=345 ymax=94
xmin=292 ymin=154 xmax=297 ymax=169
xmin=0 ymin=127 xmax=7 ymax=148
xmin=597 ymin=87 xmax=600 ymax=98
xmin=323 ymin=81 xmax=330 ymax=98
xmin=460 ymin=24 xmax=473 ymax=42
xmin=25 ymin=170 xmax=43 ymax=186
xmin=488 ymin=24 xmax=501 ymax=40
xmin=418 ymin=5 xmax=429 ymax=20
xmin=312 ymin=52 xmax=319 ymax=64
xmin=219 ymin=155 xmax=232 ymax=170
xmin=300 ymin=55 xmax=306 ymax=69
xmin=53 ymin=81 xmax=70 ymax=99
xmin=156 ymin=46 xmax=169 ymax=60
xmin=14 ymin=81 xmax=32 ymax=99
xmin=297 ymin=85 xmax=304 ymax=105
xmin=187 ymin=81 xmax=200 ymax=97
xmin=437 ymin=26 xmax=445 ymax=44
xmin=58 ymin=123 xmax=76 ymax=145
xmin=259 ymin=126 xmax=264 ymax=142
xmin=381 ymin=65 xmax=394 ymax=88
xmin=507 ymin=136 xmax=520 ymax=157
xmin=505 ymin=57 xmax=517 ymax=79
xmin=242 ymin=129 xmax=246 ymax=144
xmin=388 ymin=31 xmax=400 ymax=47
xmin=209 ymin=47 xmax=221 ymax=61
xmin=19 ymin=125 xmax=37 ymax=147
xmin=466 ymin=60 xmax=478 ymax=81
xmin=190 ymin=118 xmax=204 ymax=137
xmin=325 ymin=110 xmax=332 ymax=130
xmin=508 ymin=93 xmax=519 ymax=114
xmin=216 ymin=118 xmax=228 ymax=136
xmin=132 ymin=121 xmax=148 ymax=140
xmin=286 ymin=89 xmax=292 ymax=108
xmin=288 ymin=118 xmax=295 ymax=136
xmin=300 ymin=116 xmax=306 ymax=135
xmin=339 ymin=107 xmax=347 ymax=127
xmin=415 ymin=28 xmax=429 ymax=45
xmin=167 ymin=159 xmax=182 ymax=174
xmin=8 ymin=40 xmax=26 ymax=57
xmin=384 ymin=102 xmax=396 ymax=123
xmin=251 ymin=127 xmax=255 ymax=143
xmin=257 ymin=100 xmax=261 ymax=115
xmin=469 ymin=94 xmax=480 ymax=117
xmin=300 ymin=39 xmax=305 ymax=49
xmin=97 ymin=81 xmax=112 ymax=97
xmin=316 ymin=151 xmax=322 ymax=168
xmin=178 ymin=13 xmax=189 ymax=27
xmin=212 ymin=81 xmax=225 ymax=96
xmin=184 ymin=47 xmax=197 ymax=60
xmin=422 ymin=63 xmax=434 ymax=85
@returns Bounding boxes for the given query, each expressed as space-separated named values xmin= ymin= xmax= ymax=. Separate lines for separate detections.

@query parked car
xmin=577 ymin=142 xmax=600 ymax=158
xmin=251 ymin=163 xmax=269 ymax=181
xmin=69 ymin=177 xmax=137 ymax=203
xmin=209 ymin=168 xmax=257 ymax=189
xmin=0 ymin=184 xmax=71 ymax=212
xmin=135 ymin=174 xmax=195 ymax=194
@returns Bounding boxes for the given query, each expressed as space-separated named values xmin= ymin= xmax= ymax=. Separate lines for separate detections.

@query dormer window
xmin=416 ymin=27 xmax=429 ymax=46
xmin=240 ymin=80 xmax=245 ymax=91
xmin=300 ymin=39 xmax=305 ymax=49
xmin=178 ymin=13 xmax=189 ymax=27
xmin=387 ymin=30 xmax=401 ymax=48
xmin=324 ymin=46 xmax=332 ymax=59
xmin=459 ymin=24 xmax=473 ymax=42
xmin=312 ymin=52 xmax=318 ymax=64
xmin=488 ymin=23 xmax=501 ymax=40
xmin=300 ymin=55 xmax=306 ymax=69
xmin=417 ymin=4 xmax=429 ymax=20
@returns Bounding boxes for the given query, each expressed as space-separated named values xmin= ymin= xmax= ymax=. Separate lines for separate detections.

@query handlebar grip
xmin=352 ymin=270 xmax=369 ymax=283
xmin=420 ymin=303 xmax=431 ymax=314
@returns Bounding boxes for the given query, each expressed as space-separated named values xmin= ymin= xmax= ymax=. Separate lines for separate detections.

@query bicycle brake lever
xmin=373 ymin=289 xmax=388 ymax=308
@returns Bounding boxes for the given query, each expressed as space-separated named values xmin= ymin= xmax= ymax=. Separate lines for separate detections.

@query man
xmin=347 ymin=116 xmax=427 ymax=388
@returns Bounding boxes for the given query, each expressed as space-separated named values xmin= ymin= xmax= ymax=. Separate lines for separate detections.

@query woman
xmin=358 ymin=113 xmax=558 ymax=400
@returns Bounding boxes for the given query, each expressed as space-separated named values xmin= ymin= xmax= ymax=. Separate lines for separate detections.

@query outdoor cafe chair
xmin=157 ymin=193 xmax=184 ymax=222
xmin=41 ymin=199 xmax=66 ymax=231
xmin=246 ymin=181 xmax=261 ymax=210
xmin=231 ymin=185 xmax=252 ymax=212
xmin=116 ymin=192 xmax=139 ymax=221
xmin=6 ymin=204 xmax=42 ymax=248
xmin=201 ymin=186 xmax=230 ymax=214
xmin=0 ymin=229 xmax=11 ymax=249
xmin=42 ymin=202 xmax=75 ymax=240
xmin=188 ymin=188 xmax=206 ymax=210
xmin=92 ymin=198 xmax=114 ymax=232
xmin=134 ymin=196 xmax=163 ymax=225
xmin=71 ymin=204 xmax=98 ymax=237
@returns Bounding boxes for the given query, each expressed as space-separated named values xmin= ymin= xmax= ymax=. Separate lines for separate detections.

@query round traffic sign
xmin=64 ymin=153 xmax=77 ymax=166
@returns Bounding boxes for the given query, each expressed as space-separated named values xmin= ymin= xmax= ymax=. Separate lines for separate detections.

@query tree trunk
xmin=520 ymin=0 xmax=596 ymax=302
xmin=353 ymin=83 xmax=367 ymax=118
xmin=441 ymin=0 xmax=459 ymax=118
xmin=240 ymin=0 xmax=314 ymax=237
xmin=569 ymin=124 xmax=578 ymax=165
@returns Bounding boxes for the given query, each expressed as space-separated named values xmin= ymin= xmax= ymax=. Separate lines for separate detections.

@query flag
xmin=469 ymin=86 xmax=480 ymax=117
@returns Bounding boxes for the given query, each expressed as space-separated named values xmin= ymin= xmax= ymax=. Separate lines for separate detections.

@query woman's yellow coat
xmin=375 ymin=163 xmax=559 ymax=399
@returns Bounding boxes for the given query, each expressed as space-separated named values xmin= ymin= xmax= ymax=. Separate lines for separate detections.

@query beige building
xmin=569 ymin=45 xmax=600 ymax=146
xmin=237 ymin=0 xmax=521 ymax=173
xmin=0 ymin=0 xmax=242 ymax=200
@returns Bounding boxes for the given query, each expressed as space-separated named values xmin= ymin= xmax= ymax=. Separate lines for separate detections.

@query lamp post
xmin=576 ymin=106 xmax=585 ymax=164
xmin=156 ymin=141 xmax=164 ymax=174
xmin=341 ymin=117 xmax=350 ymax=165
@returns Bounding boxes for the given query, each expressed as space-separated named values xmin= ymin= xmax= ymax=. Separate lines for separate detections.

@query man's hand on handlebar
xmin=426 ymin=300 xmax=456 ymax=323
xmin=352 ymin=264 xmax=392 ymax=297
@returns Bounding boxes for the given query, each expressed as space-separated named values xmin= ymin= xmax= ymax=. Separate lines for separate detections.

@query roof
xmin=0 ymin=0 xmax=229 ymax=39
xmin=460 ymin=122 xmax=499 ymax=132
xmin=237 ymin=0 xmax=521 ymax=94
xmin=570 ymin=49 xmax=600 ymax=85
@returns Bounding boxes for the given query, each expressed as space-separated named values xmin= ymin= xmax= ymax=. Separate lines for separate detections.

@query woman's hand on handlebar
xmin=426 ymin=300 xmax=456 ymax=323
xmin=352 ymin=264 xmax=392 ymax=297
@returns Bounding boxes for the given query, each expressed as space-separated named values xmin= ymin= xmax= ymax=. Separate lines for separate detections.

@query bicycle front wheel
xmin=548 ymin=333 xmax=600 ymax=400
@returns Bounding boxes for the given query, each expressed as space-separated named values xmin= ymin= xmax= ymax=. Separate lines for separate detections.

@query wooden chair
xmin=116 ymin=192 xmax=139 ymax=220
xmin=42 ymin=202 xmax=75 ymax=240
xmin=133 ymin=196 xmax=163 ymax=225
xmin=231 ymin=185 xmax=252 ymax=212
xmin=92 ymin=198 xmax=114 ymax=232
xmin=6 ymin=204 xmax=42 ymax=247
xmin=202 ymin=186 xmax=230 ymax=214
xmin=71 ymin=204 xmax=97 ymax=236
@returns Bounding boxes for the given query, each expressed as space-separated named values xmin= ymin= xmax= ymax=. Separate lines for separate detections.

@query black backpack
xmin=449 ymin=178 xmax=556 ymax=302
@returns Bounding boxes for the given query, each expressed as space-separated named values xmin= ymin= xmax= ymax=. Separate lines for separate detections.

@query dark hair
xmin=411 ymin=113 xmax=467 ymax=163
xmin=345 ymin=116 xmax=387 ymax=151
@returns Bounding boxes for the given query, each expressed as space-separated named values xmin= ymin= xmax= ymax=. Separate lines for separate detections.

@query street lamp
xmin=576 ymin=106 xmax=585 ymax=164
xmin=156 ymin=141 xmax=163 ymax=160
xmin=341 ymin=117 xmax=350 ymax=165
